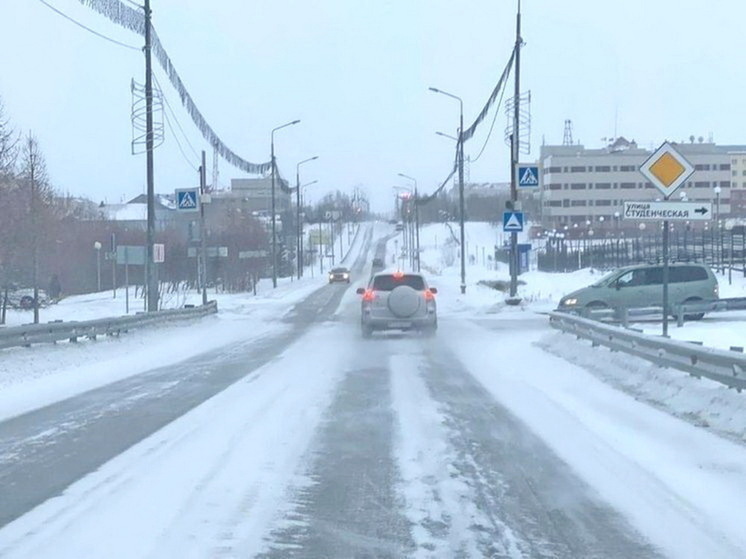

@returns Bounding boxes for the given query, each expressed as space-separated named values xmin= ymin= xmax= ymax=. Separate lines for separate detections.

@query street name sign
xmin=639 ymin=142 xmax=694 ymax=198
xmin=175 ymin=188 xmax=200 ymax=212
xmin=623 ymin=200 xmax=712 ymax=221
xmin=116 ymin=245 xmax=146 ymax=265
xmin=502 ymin=211 xmax=524 ymax=232
xmin=517 ymin=165 xmax=540 ymax=188
xmin=239 ymin=250 xmax=269 ymax=259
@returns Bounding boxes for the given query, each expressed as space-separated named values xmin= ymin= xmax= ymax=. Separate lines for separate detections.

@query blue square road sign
xmin=175 ymin=188 xmax=200 ymax=212
xmin=503 ymin=211 xmax=524 ymax=232
xmin=517 ymin=165 xmax=540 ymax=188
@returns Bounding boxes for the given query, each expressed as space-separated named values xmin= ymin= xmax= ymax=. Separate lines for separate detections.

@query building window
xmin=570 ymin=166 xmax=586 ymax=173
xmin=694 ymin=164 xmax=710 ymax=171
xmin=548 ymin=183 xmax=562 ymax=190
xmin=620 ymin=182 xmax=636 ymax=189
xmin=548 ymin=200 xmax=562 ymax=207
xmin=732 ymin=159 xmax=738 ymax=165
xmin=595 ymin=165 xmax=611 ymax=172
xmin=570 ymin=200 xmax=587 ymax=207
xmin=545 ymin=166 xmax=562 ymax=174
xmin=733 ymin=170 xmax=738 ymax=176
xmin=595 ymin=182 xmax=611 ymax=189
xmin=563 ymin=199 xmax=570 ymax=207
xmin=620 ymin=165 xmax=636 ymax=172
xmin=720 ymin=164 xmax=731 ymax=171
xmin=644 ymin=182 xmax=653 ymax=189
xmin=721 ymin=181 xmax=731 ymax=188
xmin=694 ymin=181 xmax=710 ymax=188
xmin=570 ymin=183 xmax=587 ymax=190
xmin=595 ymin=200 xmax=612 ymax=206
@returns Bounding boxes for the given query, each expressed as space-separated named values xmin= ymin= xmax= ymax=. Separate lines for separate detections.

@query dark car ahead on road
xmin=328 ymin=267 xmax=351 ymax=283
xmin=357 ymin=271 xmax=437 ymax=337
xmin=372 ymin=257 xmax=384 ymax=268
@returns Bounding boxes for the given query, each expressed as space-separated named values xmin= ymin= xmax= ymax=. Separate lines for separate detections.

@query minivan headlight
xmin=562 ymin=298 xmax=578 ymax=306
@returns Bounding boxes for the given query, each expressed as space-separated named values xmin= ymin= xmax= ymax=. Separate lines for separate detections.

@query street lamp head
xmin=94 ymin=241 xmax=102 ymax=250
xmin=290 ymin=119 xmax=301 ymax=125
xmin=428 ymin=87 xmax=440 ymax=93
xmin=714 ymin=185 xmax=722 ymax=195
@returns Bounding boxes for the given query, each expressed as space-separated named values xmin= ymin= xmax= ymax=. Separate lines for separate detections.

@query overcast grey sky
xmin=1 ymin=0 xmax=745 ymax=212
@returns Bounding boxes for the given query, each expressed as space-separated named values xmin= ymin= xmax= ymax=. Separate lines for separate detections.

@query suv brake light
xmin=424 ymin=289 xmax=435 ymax=301
xmin=362 ymin=289 xmax=376 ymax=302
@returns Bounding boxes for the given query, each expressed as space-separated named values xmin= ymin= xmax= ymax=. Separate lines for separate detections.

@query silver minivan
xmin=558 ymin=263 xmax=718 ymax=318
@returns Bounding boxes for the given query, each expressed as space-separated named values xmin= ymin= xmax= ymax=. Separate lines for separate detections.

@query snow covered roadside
xmin=0 ymin=323 xmax=355 ymax=559
xmin=0 ymin=275 xmax=326 ymax=423
xmin=444 ymin=317 xmax=746 ymax=559
xmin=537 ymin=330 xmax=746 ymax=442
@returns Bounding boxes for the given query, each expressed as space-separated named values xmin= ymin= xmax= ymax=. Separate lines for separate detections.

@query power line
xmin=37 ymin=0 xmax=141 ymax=51
xmin=153 ymin=73 xmax=201 ymax=160
xmin=162 ymin=108 xmax=199 ymax=172
xmin=469 ymin=66 xmax=511 ymax=163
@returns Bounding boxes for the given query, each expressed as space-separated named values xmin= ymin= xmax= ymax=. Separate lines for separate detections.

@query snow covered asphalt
xmin=1 ymin=222 xmax=746 ymax=558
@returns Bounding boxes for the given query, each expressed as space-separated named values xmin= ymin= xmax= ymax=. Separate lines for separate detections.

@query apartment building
xmin=538 ymin=137 xmax=746 ymax=230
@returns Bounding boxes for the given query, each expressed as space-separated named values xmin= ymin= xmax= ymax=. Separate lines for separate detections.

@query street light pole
xmin=429 ymin=87 xmax=466 ymax=293
xmin=270 ymin=119 xmax=300 ymax=288
xmin=94 ymin=241 xmax=102 ymax=292
xmin=398 ymin=173 xmax=420 ymax=272
xmin=199 ymin=150 xmax=208 ymax=305
xmin=714 ymin=185 xmax=722 ymax=272
xmin=296 ymin=156 xmax=318 ymax=279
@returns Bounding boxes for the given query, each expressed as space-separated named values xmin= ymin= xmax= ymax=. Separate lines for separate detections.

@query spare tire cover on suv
xmin=387 ymin=285 xmax=421 ymax=318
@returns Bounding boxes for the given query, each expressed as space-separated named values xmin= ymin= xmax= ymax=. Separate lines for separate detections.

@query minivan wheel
xmin=682 ymin=298 xmax=705 ymax=321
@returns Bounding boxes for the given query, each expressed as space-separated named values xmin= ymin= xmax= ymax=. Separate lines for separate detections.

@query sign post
xmin=637 ymin=141 xmax=695 ymax=336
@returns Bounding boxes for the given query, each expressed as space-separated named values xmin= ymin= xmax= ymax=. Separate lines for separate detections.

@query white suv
xmin=356 ymin=272 xmax=438 ymax=337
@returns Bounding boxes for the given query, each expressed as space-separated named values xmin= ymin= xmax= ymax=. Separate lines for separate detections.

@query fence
xmin=0 ymin=301 xmax=217 ymax=351
xmin=549 ymin=311 xmax=746 ymax=392
xmin=536 ymin=227 xmax=746 ymax=274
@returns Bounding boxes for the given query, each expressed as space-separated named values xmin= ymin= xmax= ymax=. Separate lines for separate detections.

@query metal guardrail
xmin=0 ymin=301 xmax=218 ymax=351
xmin=571 ymin=296 xmax=746 ymax=327
xmin=549 ymin=311 xmax=746 ymax=392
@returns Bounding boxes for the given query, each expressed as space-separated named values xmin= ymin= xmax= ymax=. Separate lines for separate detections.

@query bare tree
xmin=20 ymin=132 xmax=50 ymax=324
xmin=0 ymin=98 xmax=18 ymax=179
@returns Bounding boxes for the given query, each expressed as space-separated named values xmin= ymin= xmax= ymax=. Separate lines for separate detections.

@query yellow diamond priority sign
xmin=639 ymin=141 xmax=694 ymax=198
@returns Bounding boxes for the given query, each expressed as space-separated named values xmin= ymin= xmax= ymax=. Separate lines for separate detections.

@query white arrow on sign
xmin=623 ymin=200 xmax=712 ymax=221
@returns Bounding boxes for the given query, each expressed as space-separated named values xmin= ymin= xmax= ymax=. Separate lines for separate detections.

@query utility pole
xmin=270 ymin=120 xmax=300 ymax=288
xmin=270 ymin=142 xmax=277 ymax=288
xmin=199 ymin=151 xmax=208 ymax=305
xmin=508 ymin=0 xmax=522 ymax=300
xmin=29 ymin=137 xmax=39 ymax=324
xmin=458 ymin=109 xmax=466 ymax=293
xmin=144 ymin=0 xmax=158 ymax=311
xmin=415 ymin=187 xmax=421 ymax=272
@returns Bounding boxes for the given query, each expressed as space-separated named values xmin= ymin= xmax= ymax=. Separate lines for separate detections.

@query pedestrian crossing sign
xmin=175 ymin=188 xmax=200 ymax=212
xmin=503 ymin=211 xmax=524 ymax=232
xmin=517 ymin=165 xmax=540 ymax=188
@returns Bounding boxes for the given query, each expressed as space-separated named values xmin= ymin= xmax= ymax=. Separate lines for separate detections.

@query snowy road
xmin=1 ymin=225 xmax=746 ymax=558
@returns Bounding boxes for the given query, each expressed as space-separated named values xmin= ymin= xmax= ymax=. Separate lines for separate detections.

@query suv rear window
xmin=372 ymin=274 xmax=425 ymax=291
